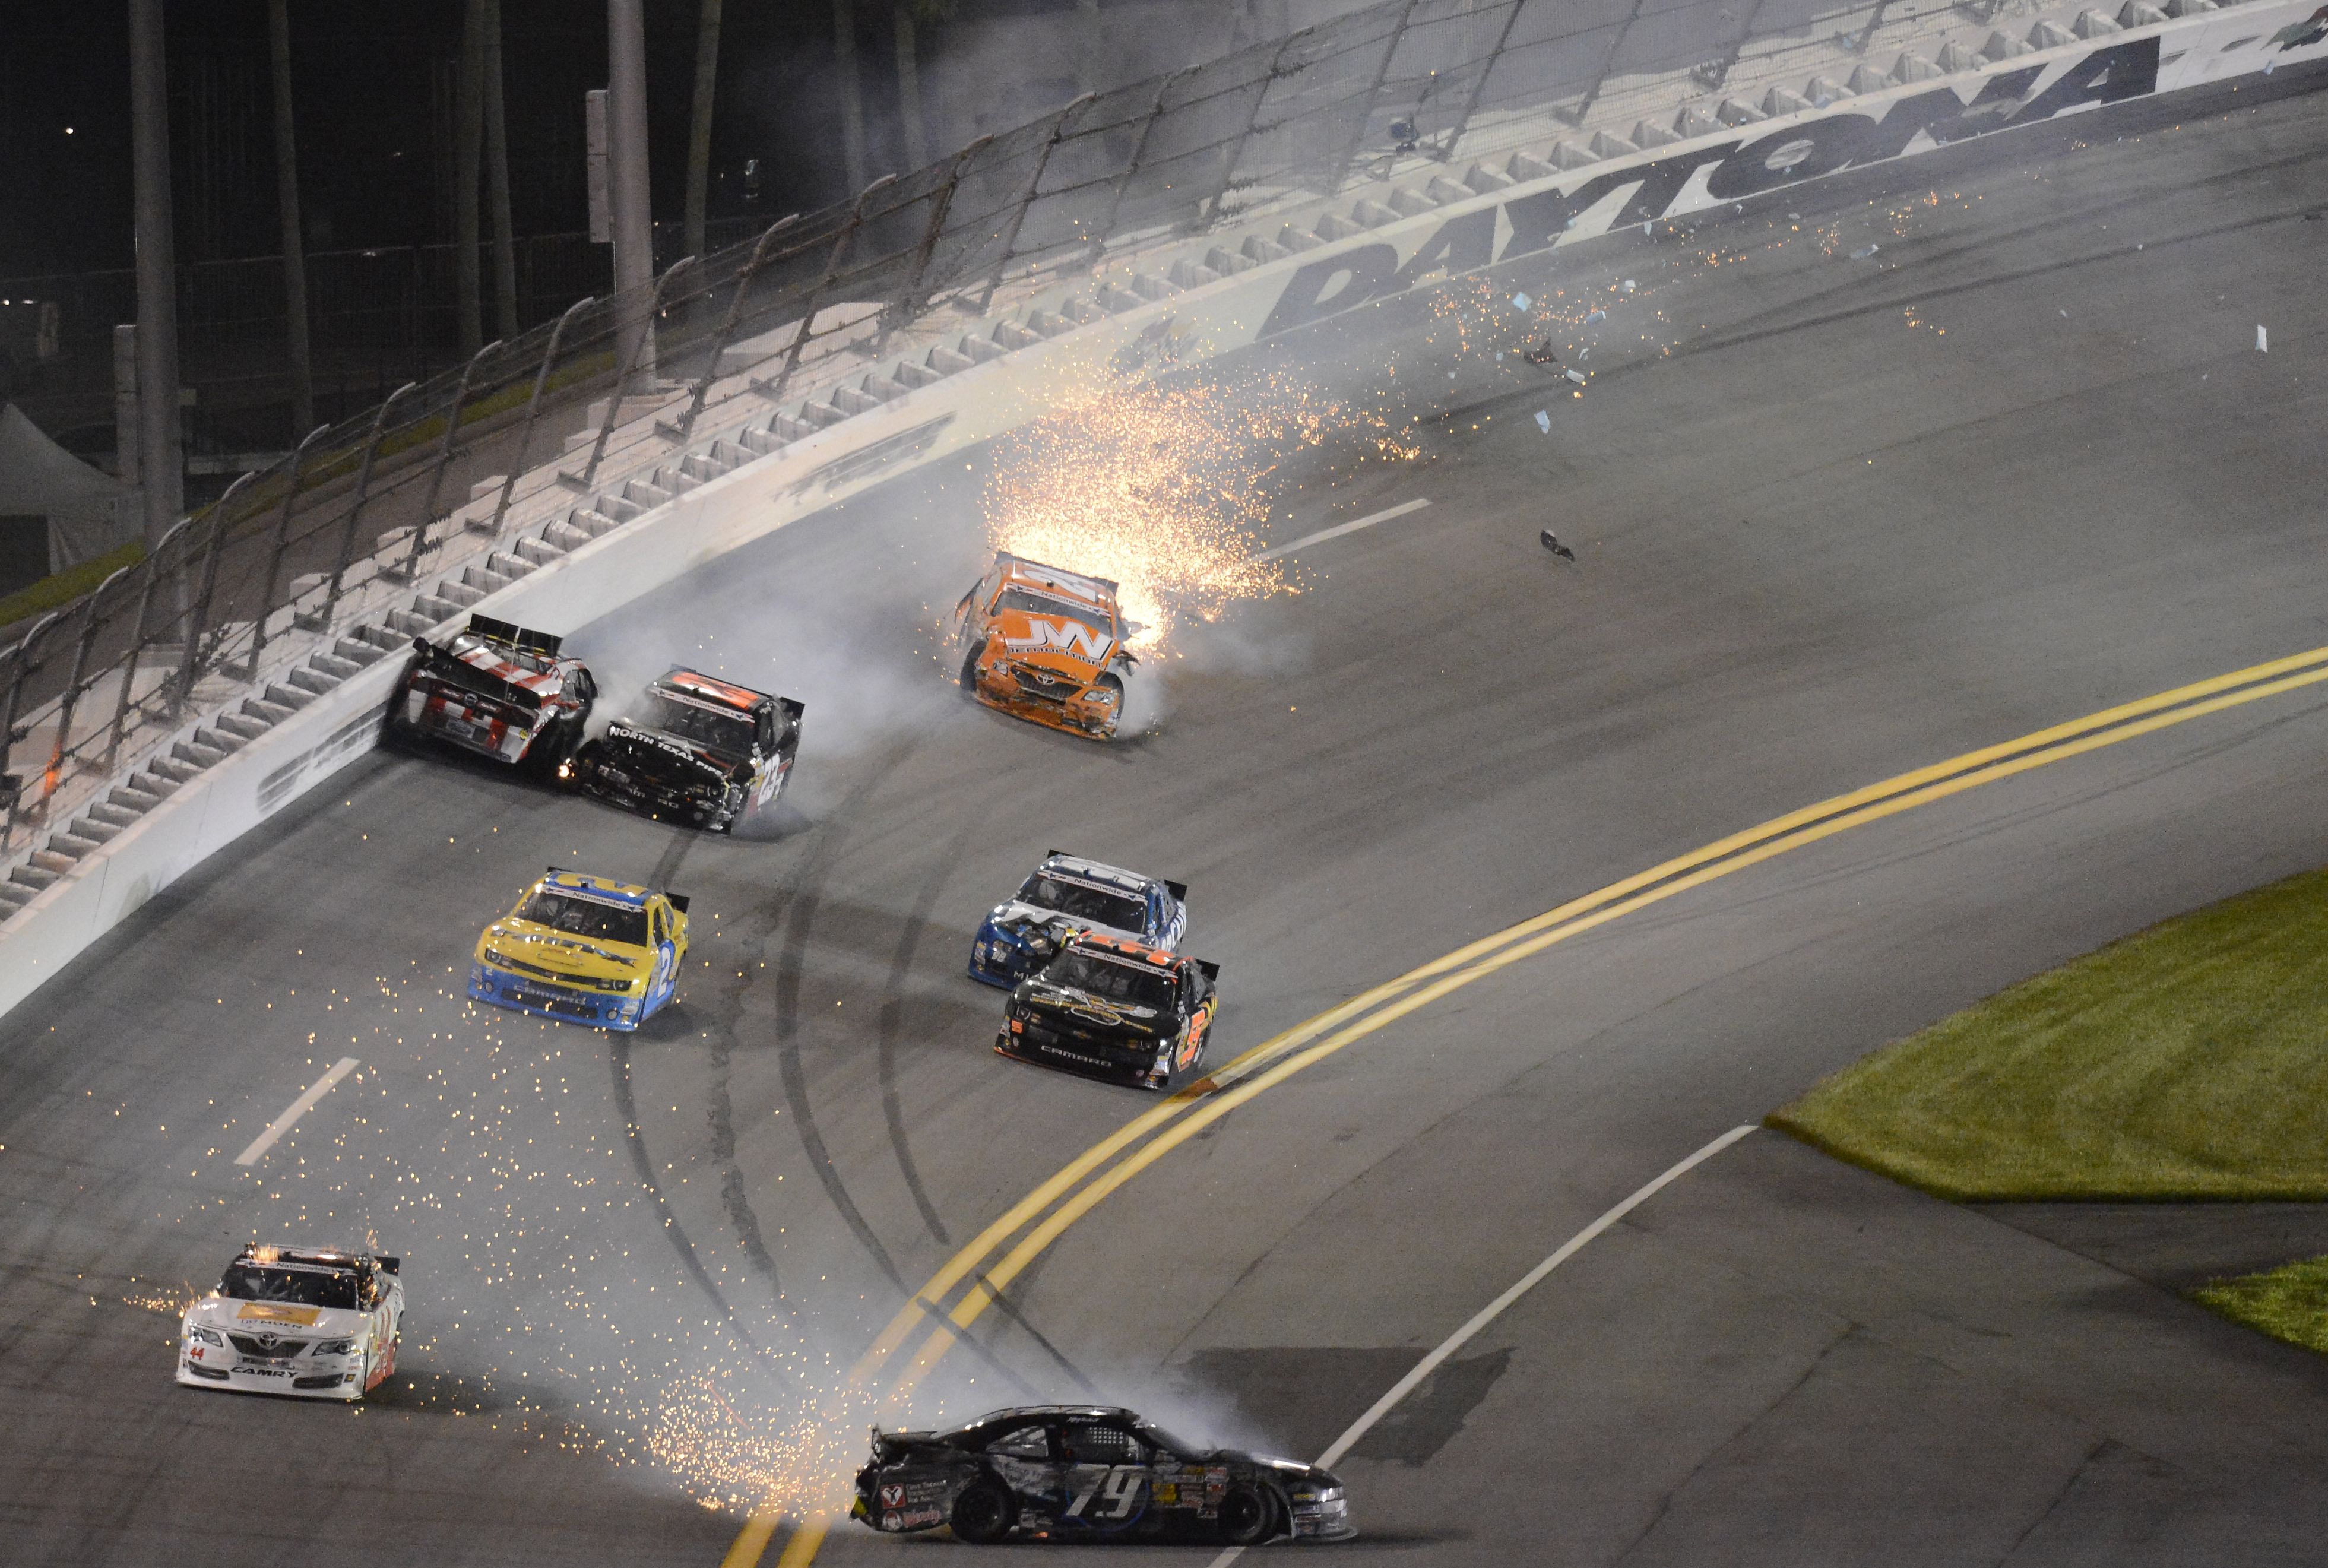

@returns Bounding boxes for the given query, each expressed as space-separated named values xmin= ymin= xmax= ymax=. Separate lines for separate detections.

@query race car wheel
xmin=1216 ymin=1485 xmax=1277 ymax=1547
xmin=959 ymin=641 xmax=986 ymax=693
xmin=949 ymin=1480 xmax=1015 ymax=1545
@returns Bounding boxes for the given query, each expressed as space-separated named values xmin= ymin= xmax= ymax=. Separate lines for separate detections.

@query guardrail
xmin=0 ymin=0 xmax=2311 ymax=966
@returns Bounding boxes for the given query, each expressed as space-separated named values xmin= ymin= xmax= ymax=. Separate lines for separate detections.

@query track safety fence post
xmin=0 ymin=613 xmax=64 ymax=848
xmin=246 ymin=423 xmax=332 ymax=679
xmin=1201 ymin=31 xmax=1310 ymax=230
xmin=175 ymin=469 xmax=255 ymax=715
xmin=760 ymin=178 xmax=894 ymax=409
xmin=879 ymin=141 xmax=988 ymax=351
xmin=975 ymin=96 xmax=1095 ymax=314
xmin=315 ymin=380 xmax=419 ymax=632
xmin=1089 ymin=69 xmax=1195 ymax=264
xmin=669 ymin=216 xmax=800 ymax=441
xmin=1441 ymin=0 xmax=1529 ymax=162
xmin=489 ymin=295 xmax=593 ymax=536
xmin=103 ymin=514 xmax=191 ymax=769
xmin=398 ymin=338 xmax=501 ymax=581
xmin=568 ymin=259 xmax=695 ymax=491
xmin=44 ymin=566 xmax=135 ymax=816
xmin=1327 ymin=0 xmax=1425 ymax=195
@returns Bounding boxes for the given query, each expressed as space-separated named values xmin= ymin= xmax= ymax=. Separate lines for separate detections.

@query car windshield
xmin=517 ymin=891 xmax=649 ymax=946
xmin=1018 ymin=875 xmax=1144 ymax=932
xmin=997 ymin=587 xmax=1113 ymax=635
xmin=220 ymin=1263 xmax=360 ymax=1310
xmin=1136 ymin=1422 xmax=1203 ymax=1459
xmin=645 ymin=693 xmax=756 ymax=756
xmin=1043 ymin=949 xmax=1177 ymax=1012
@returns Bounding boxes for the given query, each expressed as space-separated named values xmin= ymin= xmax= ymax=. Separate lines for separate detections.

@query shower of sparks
xmin=983 ymin=375 xmax=1416 ymax=648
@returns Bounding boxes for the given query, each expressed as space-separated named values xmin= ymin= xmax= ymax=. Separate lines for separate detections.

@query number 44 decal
xmin=1064 ymin=1466 xmax=1145 ymax=1522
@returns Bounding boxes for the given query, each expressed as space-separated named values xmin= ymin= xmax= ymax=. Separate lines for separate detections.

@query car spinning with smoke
xmin=953 ymin=553 xmax=1138 ymax=740
xmin=999 ymin=929 xmax=1217 ymax=1091
xmin=851 ymin=1404 xmax=1352 ymax=1545
xmin=467 ymin=868 xmax=690 ymax=1031
xmin=968 ymin=851 xmax=1187 ymax=988
xmin=567 ymin=667 xmax=804 ymax=833
xmin=177 ymin=1243 xmax=404 ymax=1401
xmin=390 ymin=614 xmax=597 ymax=774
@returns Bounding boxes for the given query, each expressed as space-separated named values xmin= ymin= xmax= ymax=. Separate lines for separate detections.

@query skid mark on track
xmin=876 ymin=821 xmax=978 ymax=1249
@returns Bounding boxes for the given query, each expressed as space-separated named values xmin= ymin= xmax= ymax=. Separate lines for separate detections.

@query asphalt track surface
xmin=5 ymin=68 xmax=2328 ymax=1567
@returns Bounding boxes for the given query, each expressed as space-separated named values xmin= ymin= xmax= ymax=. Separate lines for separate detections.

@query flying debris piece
xmin=1851 ymin=243 xmax=1880 ymax=260
xmin=1586 ymin=308 xmax=1607 ymax=324
xmin=1512 ymin=291 xmax=1532 ymax=311
xmin=2060 ymin=308 xmax=2069 ymax=317
xmin=1534 ymin=410 xmax=1552 ymax=433
xmin=1787 ymin=211 xmax=1800 ymax=221
xmin=1563 ymin=368 xmax=1588 ymax=385
xmin=1643 ymin=220 xmax=1654 ymax=236
xmin=1524 ymin=339 xmax=1559 ymax=366
xmin=2256 ymin=325 xmax=2269 ymax=353
xmin=1541 ymin=530 xmax=1577 ymax=560
xmin=1620 ymin=279 xmax=1637 ymax=294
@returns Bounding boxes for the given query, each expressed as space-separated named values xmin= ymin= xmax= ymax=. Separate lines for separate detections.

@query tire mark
xmin=876 ymin=819 xmax=978 ymax=1249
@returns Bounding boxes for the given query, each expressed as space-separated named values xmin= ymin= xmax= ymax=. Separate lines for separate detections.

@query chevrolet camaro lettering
xmin=953 ymin=553 xmax=1139 ymax=741
xmin=569 ymin=667 xmax=804 ymax=833
xmin=177 ymin=1244 xmax=404 ymax=1402
xmin=968 ymin=851 xmax=1188 ymax=989
xmin=851 ymin=1405 xmax=1353 ymax=1545
xmin=389 ymin=614 xmax=596 ymax=774
xmin=467 ymin=868 xmax=691 ymax=1032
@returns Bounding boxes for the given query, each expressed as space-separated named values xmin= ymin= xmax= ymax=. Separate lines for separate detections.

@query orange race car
xmin=952 ymin=553 xmax=1138 ymax=740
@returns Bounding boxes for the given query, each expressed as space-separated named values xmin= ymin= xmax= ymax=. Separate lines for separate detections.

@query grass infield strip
xmin=1769 ymin=866 xmax=2328 ymax=1201
xmin=2191 ymin=1257 xmax=2328 ymax=1355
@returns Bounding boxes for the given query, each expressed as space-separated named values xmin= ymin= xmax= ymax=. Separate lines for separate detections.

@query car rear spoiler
xmin=1196 ymin=960 xmax=1220 ymax=982
xmin=373 ymin=1256 xmax=400 ymax=1275
xmin=777 ymin=696 xmax=806 ymax=726
xmin=667 ymin=893 xmax=691 ymax=914
xmin=411 ymin=634 xmax=544 ymax=712
xmin=468 ymin=613 xmax=563 ymax=658
xmin=1163 ymin=880 xmax=1188 ymax=902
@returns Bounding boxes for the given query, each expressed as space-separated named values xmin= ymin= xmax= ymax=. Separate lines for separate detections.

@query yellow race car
xmin=466 ymin=868 xmax=689 ymax=1031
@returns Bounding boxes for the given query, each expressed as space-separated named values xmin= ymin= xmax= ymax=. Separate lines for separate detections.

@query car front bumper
xmin=467 ymin=962 xmax=647 ymax=1031
xmin=1290 ymin=1497 xmax=1354 ymax=1541
xmin=177 ymin=1352 xmax=364 ymax=1400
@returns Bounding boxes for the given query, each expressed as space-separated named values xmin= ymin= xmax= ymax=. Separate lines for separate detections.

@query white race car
xmin=177 ymin=1244 xmax=404 ymax=1401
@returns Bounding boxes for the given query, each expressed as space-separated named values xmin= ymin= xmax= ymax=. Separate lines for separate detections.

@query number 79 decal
xmin=1063 ymin=1465 xmax=1146 ymax=1523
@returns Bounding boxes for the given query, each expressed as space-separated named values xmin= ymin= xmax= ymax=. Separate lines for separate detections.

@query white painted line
xmin=1255 ymin=498 xmax=1430 ymax=562
xmin=1206 ymin=1124 xmax=1759 ymax=1564
xmin=233 ymin=1057 xmax=360 ymax=1167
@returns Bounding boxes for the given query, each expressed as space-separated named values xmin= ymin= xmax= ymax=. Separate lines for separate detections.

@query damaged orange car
xmin=952 ymin=553 xmax=1138 ymax=740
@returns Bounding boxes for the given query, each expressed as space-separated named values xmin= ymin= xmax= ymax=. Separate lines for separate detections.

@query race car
xmin=568 ymin=667 xmax=804 ymax=833
xmin=390 ymin=614 xmax=596 ymax=774
xmin=952 ymin=553 xmax=1138 ymax=740
xmin=176 ymin=1243 xmax=404 ymax=1402
xmin=970 ymin=851 xmax=1187 ymax=988
xmin=998 ymin=929 xmax=1217 ymax=1090
xmin=851 ymin=1405 xmax=1352 ymax=1545
xmin=467 ymin=867 xmax=689 ymax=1031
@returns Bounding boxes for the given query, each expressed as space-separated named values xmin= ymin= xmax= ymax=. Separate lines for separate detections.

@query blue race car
xmin=968 ymin=852 xmax=1187 ymax=989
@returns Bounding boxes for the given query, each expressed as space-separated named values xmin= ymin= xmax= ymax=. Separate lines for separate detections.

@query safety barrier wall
xmin=1 ymin=2 xmax=2321 ymax=1018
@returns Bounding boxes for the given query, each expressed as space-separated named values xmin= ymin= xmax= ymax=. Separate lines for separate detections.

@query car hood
xmin=1015 ymin=979 xmax=1164 ymax=1038
xmin=1211 ymin=1451 xmax=1343 ymax=1490
xmin=185 ymin=1296 xmax=369 ymax=1335
xmin=597 ymin=722 xmax=745 ymax=785
xmin=480 ymin=919 xmax=651 ymax=979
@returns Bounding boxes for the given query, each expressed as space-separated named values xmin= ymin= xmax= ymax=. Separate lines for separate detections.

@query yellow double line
xmin=738 ymin=641 xmax=2328 ymax=1567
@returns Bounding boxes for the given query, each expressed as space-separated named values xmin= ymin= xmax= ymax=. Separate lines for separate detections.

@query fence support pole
xmin=1440 ymin=0 xmax=1529 ymax=162
xmin=44 ymin=567 xmax=137 ymax=818
xmin=759 ymin=178 xmax=895 ymax=410
xmin=1088 ymin=70 xmax=1194 ymax=264
xmin=245 ymin=423 xmax=332 ymax=678
xmin=103 ymin=515 xmax=191 ymax=769
xmin=1202 ymin=32 xmax=1309 ymax=230
xmin=0 ymin=614 xmax=64 ymax=848
xmin=565 ymin=259 xmax=696 ymax=491
xmin=396 ymin=338 xmax=502 ymax=581
xmin=175 ymin=470 xmax=255 ymax=715
xmin=487 ymin=295 xmax=593 ymax=537
xmin=315 ymin=382 xmax=419 ymax=631
xmin=877 ymin=140 xmax=989 ymax=353
xmin=1570 ymin=0 xmax=1648 ymax=128
xmin=667 ymin=216 xmax=800 ymax=441
xmin=975 ymin=96 xmax=1095 ymax=313
xmin=1325 ymin=0 xmax=1424 ymax=195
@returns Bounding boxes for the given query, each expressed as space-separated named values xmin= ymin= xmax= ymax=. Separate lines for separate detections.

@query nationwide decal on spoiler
xmin=1261 ymin=36 xmax=2184 ymax=338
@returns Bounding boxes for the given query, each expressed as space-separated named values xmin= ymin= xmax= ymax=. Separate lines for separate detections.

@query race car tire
xmin=959 ymin=641 xmax=986 ymax=693
xmin=949 ymin=1480 xmax=1015 ymax=1545
xmin=1216 ymin=1485 xmax=1277 ymax=1547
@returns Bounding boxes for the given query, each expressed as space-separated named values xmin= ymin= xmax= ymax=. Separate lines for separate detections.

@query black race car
xmin=390 ymin=615 xmax=596 ymax=775
xmin=566 ymin=667 xmax=803 ymax=833
xmin=997 ymin=930 xmax=1217 ymax=1091
xmin=851 ymin=1405 xmax=1353 ymax=1545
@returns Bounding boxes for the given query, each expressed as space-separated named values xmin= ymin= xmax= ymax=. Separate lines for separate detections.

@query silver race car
xmin=178 ymin=1244 xmax=404 ymax=1401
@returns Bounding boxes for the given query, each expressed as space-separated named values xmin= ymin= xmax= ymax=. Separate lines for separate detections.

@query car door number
xmin=1064 ymin=1465 xmax=1145 ymax=1522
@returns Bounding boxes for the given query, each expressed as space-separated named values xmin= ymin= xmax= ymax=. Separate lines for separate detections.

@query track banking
xmin=1261 ymin=32 xmax=2237 ymax=340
